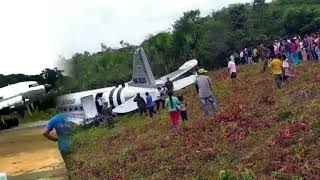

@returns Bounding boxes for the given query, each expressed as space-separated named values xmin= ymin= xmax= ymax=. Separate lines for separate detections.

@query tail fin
xmin=129 ymin=48 xmax=156 ymax=88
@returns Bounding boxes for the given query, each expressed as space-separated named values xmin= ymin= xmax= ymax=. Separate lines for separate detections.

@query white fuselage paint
xmin=0 ymin=81 xmax=46 ymax=109
xmin=56 ymin=83 xmax=156 ymax=116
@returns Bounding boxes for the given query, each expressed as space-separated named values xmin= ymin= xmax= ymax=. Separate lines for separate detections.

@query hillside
xmin=66 ymin=62 xmax=320 ymax=179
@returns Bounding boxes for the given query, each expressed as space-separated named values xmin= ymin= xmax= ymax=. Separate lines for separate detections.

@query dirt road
xmin=0 ymin=126 xmax=67 ymax=179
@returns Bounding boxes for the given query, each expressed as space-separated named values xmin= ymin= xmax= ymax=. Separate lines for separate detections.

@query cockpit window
xmin=0 ymin=96 xmax=3 ymax=100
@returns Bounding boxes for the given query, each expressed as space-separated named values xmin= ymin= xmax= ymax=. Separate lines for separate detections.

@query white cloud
xmin=0 ymin=0 xmax=265 ymax=75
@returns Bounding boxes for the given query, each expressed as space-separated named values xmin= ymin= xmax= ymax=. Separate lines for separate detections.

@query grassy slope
xmin=66 ymin=62 xmax=320 ymax=179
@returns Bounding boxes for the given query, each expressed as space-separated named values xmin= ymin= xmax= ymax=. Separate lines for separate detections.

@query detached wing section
xmin=173 ymin=75 xmax=197 ymax=91
xmin=0 ymin=95 xmax=24 ymax=110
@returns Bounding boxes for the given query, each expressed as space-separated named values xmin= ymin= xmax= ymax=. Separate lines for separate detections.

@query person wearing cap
xmin=102 ymin=101 xmax=115 ymax=129
xmin=195 ymin=68 xmax=218 ymax=116
xmin=228 ymin=56 xmax=237 ymax=79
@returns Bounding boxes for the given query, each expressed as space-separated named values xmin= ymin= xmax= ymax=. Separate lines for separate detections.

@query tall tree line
xmin=62 ymin=0 xmax=320 ymax=93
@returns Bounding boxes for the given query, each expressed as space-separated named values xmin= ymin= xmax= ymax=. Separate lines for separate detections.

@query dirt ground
xmin=0 ymin=127 xmax=67 ymax=179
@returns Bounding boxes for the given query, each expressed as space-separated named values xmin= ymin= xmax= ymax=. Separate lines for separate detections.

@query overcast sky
xmin=0 ymin=0 xmax=262 ymax=75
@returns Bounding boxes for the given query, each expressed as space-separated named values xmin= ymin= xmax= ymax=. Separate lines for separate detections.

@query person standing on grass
xmin=102 ymin=102 xmax=115 ymax=129
xmin=178 ymin=95 xmax=188 ymax=125
xmin=315 ymin=44 xmax=320 ymax=61
xmin=42 ymin=112 xmax=74 ymax=163
xmin=195 ymin=68 xmax=218 ymax=116
xmin=165 ymin=77 xmax=174 ymax=95
xmin=268 ymin=54 xmax=283 ymax=89
xmin=134 ymin=93 xmax=147 ymax=116
xmin=301 ymin=47 xmax=308 ymax=62
xmin=145 ymin=92 xmax=155 ymax=118
xmin=290 ymin=38 xmax=299 ymax=64
xmin=165 ymin=91 xmax=180 ymax=129
xmin=228 ymin=56 xmax=237 ymax=79
xmin=282 ymin=59 xmax=290 ymax=81
xmin=155 ymin=87 xmax=165 ymax=113
xmin=260 ymin=44 xmax=270 ymax=72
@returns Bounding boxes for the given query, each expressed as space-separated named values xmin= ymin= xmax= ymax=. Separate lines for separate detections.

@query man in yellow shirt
xmin=268 ymin=54 xmax=283 ymax=88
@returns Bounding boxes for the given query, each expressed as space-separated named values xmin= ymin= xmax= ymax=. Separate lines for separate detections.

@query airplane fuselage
xmin=57 ymin=83 xmax=157 ymax=116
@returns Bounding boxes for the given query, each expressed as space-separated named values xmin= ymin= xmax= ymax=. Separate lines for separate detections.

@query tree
xmin=40 ymin=68 xmax=64 ymax=88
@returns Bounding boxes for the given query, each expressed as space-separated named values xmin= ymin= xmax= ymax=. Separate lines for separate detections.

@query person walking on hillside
xmin=306 ymin=34 xmax=316 ymax=60
xmin=290 ymin=38 xmax=299 ymax=64
xmin=155 ymin=87 xmax=165 ymax=112
xmin=315 ymin=44 xmax=320 ymax=61
xmin=165 ymin=77 xmax=174 ymax=94
xmin=102 ymin=102 xmax=115 ymax=129
xmin=165 ymin=91 xmax=180 ymax=130
xmin=301 ymin=47 xmax=308 ymax=62
xmin=43 ymin=113 xmax=74 ymax=164
xmin=145 ymin=92 xmax=155 ymax=118
xmin=178 ymin=95 xmax=188 ymax=121
xmin=268 ymin=54 xmax=283 ymax=89
xmin=195 ymin=68 xmax=218 ymax=116
xmin=260 ymin=44 xmax=270 ymax=72
xmin=228 ymin=56 xmax=237 ymax=79
xmin=134 ymin=93 xmax=147 ymax=116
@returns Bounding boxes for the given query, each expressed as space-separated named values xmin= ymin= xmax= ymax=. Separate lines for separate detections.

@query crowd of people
xmin=231 ymin=33 xmax=320 ymax=66
xmin=228 ymin=32 xmax=320 ymax=88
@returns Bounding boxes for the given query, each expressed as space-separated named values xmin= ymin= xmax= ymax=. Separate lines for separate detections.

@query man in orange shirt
xmin=268 ymin=54 xmax=283 ymax=89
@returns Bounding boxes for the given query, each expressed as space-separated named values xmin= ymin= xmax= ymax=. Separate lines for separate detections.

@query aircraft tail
xmin=128 ymin=48 xmax=156 ymax=88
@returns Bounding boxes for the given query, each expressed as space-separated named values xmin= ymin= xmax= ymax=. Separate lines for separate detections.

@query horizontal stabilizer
xmin=156 ymin=59 xmax=198 ymax=85
xmin=112 ymin=91 xmax=158 ymax=114
xmin=112 ymin=97 xmax=138 ymax=114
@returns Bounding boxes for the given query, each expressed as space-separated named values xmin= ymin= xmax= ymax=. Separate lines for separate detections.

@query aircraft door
xmin=80 ymin=95 xmax=98 ymax=118
xmin=95 ymin=93 xmax=103 ymax=115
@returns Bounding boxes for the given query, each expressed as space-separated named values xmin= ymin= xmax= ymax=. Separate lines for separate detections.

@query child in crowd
xmin=178 ymin=96 xmax=188 ymax=121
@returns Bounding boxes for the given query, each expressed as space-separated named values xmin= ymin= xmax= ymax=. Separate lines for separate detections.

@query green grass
xmin=66 ymin=62 xmax=320 ymax=179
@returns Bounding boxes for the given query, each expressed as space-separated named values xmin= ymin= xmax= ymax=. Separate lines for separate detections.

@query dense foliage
xmin=62 ymin=0 xmax=320 ymax=92
xmin=0 ymin=68 xmax=64 ymax=90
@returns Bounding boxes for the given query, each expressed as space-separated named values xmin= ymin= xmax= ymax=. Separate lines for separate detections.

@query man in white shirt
xmin=228 ymin=57 xmax=237 ymax=79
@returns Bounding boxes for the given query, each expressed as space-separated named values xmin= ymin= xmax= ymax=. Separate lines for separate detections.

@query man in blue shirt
xmin=145 ymin=92 xmax=155 ymax=118
xmin=42 ymin=112 xmax=74 ymax=161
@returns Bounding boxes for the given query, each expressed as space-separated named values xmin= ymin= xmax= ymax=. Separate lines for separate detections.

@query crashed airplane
xmin=0 ymin=81 xmax=47 ymax=129
xmin=57 ymin=48 xmax=198 ymax=120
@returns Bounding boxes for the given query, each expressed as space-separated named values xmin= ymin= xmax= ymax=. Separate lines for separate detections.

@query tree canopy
xmin=61 ymin=0 xmax=320 ymax=92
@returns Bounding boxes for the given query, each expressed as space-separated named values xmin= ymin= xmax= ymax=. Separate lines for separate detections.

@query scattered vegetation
xmin=66 ymin=62 xmax=320 ymax=179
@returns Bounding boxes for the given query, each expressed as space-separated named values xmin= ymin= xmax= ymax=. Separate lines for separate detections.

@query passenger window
xmin=75 ymin=107 xmax=78 ymax=111
xmin=80 ymin=107 xmax=83 ymax=111
xmin=69 ymin=108 xmax=72 ymax=112
xmin=64 ymin=108 xmax=67 ymax=112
